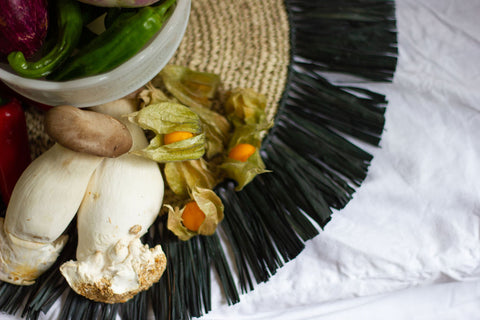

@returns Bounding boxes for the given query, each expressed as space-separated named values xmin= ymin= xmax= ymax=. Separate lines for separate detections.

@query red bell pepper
xmin=0 ymin=96 xmax=31 ymax=204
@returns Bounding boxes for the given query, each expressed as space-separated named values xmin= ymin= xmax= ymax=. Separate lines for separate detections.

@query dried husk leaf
xmin=131 ymin=134 xmax=206 ymax=162
xmin=166 ymin=187 xmax=224 ymax=241
xmin=126 ymin=102 xmax=203 ymax=135
xmin=194 ymin=187 xmax=224 ymax=235
xmin=189 ymin=105 xmax=231 ymax=159
xmin=127 ymin=102 xmax=206 ymax=162
xmin=165 ymin=205 xmax=197 ymax=241
xmin=225 ymin=88 xmax=268 ymax=125
xmin=137 ymin=83 xmax=171 ymax=108
xmin=160 ymin=65 xmax=220 ymax=109
xmin=164 ymin=158 xmax=218 ymax=197
xmin=225 ymin=88 xmax=273 ymax=150
xmin=221 ymin=149 xmax=269 ymax=191
xmin=221 ymin=121 xmax=272 ymax=190
xmin=227 ymin=120 xmax=273 ymax=150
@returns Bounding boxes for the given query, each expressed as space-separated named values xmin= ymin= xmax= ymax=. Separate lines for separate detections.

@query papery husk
xmin=126 ymin=102 xmax=206 ymax=162
xmin=225 ymin=88 xmax=273 ymax=152
xmin=189 ymin=105 xmax=230 ymax=159
xmin=225 ymin=88 xmax=268 ymax=125
xmin=227 ymin=120 xmax=273 ymax=150
xmin=164 ymin=158 xmax=218 ymax=197
xmin=166 ymin=187 xmax=224 ymax=241
xmin=126 ymin=102 xmax=203 ymax=135
xmin=159 ymin=65 xmax=220 ymax=109
xmin=137 ymin=83 xmax=171 ymax=108
xmin=131 ymin=134 xmax=206 ymax=162
xmin=220 ymin=149 xmax=270 ymax=191
xmin=221 ymin=119 xmax=272 ymax=190
xmin=165 ymin=205 xmax=196 ymax=240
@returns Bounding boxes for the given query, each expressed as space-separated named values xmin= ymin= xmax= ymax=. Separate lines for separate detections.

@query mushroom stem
xmin=60 ymin=99 xmax=166 ymax=303
xmin=0 ymin=144 xmax=103 ymax=285
xmin=0 ymin=220 xmax=67 ymax=285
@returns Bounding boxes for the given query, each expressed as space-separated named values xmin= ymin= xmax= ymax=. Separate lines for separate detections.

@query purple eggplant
xmin=0 ymin=0 xmax=49 ymax=58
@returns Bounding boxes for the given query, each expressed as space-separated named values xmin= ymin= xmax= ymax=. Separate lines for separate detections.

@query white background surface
xmin=200 ymin=0 xmax=480 ymax=319
xmin=2 ymin=0 xmax=480 ymax=319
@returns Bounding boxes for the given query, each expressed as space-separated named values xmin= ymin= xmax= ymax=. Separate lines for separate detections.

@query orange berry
xmin=182 ymin=201 xmax=206 ymax=232
xmin=164 ymin=131 xmax=194 ymax=144
xmin=228 ymin=143 xmax=256 ymax=162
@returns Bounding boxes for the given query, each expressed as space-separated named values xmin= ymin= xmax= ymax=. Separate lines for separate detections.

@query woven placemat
xmin=26 ymin=0 xmax=290 ymax=159
xmin=171 ymin=0 xmax=289 ymax=121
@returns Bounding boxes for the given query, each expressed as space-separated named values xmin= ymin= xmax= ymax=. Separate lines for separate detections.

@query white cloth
xmin=2 ymin=0 xmax=480 ymax=319
xmin=200 ymin=0 xmax=480 ymax=319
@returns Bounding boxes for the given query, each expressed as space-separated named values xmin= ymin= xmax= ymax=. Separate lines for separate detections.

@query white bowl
xmin=0 ymin=0 xmax=190 ymax=108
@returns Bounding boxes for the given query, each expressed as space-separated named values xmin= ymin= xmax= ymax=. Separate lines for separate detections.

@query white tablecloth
xmin=200 ymin=0 xmax=480 ymax=319
xmin=2 ymin=0 xmax=480 ymax=319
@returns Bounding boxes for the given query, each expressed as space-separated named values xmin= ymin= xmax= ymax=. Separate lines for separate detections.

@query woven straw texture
xmin=170 ymin=0 xmax=290 ymax=120
xmin=26 ymin=0 xmax=290 ymax=159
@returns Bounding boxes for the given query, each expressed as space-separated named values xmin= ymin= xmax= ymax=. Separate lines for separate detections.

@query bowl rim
xmin=0 ymin=0 xmax=189 ymax=91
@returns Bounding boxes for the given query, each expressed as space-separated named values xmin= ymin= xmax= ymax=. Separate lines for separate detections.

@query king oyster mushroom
xmin=44 ymin=105 xmax=133 ymax=158
xmin=0 ymin=144 xmax=103 ymax=285
xmin=60 ymin=98 xmax=167 ymax=303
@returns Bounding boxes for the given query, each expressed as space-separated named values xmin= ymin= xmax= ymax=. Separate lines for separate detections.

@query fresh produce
xmin=164 ymin=158 xmax=217 ymax=197
xmin=159 ymin=64 xmax=220 ymax=109
xmin=50 ymin=0 xmax=176 ymax=81
xmin=164 ymin=131 xmax=194 ymax=145
xmin=166 ymin=186 xmax=224 ymax=241
xmin=228 ymin=143 xmax=256 ymax=162
xmin=225 ymin=87 xmax=268 ymax=125
xmin=0 ymin=96 xmax=167 ymax=299
xmin=7 ymin=0 xmax=83 ymax=79
xmin=77 ymin=0 xmax=161 ymax=8
xmin=0 ymin=63 xmax=271 ymax=306
xmin=135 ymin=68 xmax=272 ymax=241
xmin=44 ymin=105 xmax=132 ymax=157
xmin=181 ymin=201 xmax=205 ymax=232
xmin=0 ymin=143 xmax=103 ymax=285
xmin=0 ymin=0 xmax=48 ymax=58
xmin=60 ymin=99 xmax=166 ymax=304
xmin=155 ymin=65 xmax=230 ymax=158
xmin=221 ymin=142 xmax=269 ymax=191
xmin=4 ymin=0 xmax=177 ymax=80
xmin=187 ymin=104 xmax=230 ymax=159
xmin=0 ymin=96 xmax=31 ymax=204
xmin=220 ymin=87 xmax=272 ymax=190
xmin=126 ymin=101 xmax=206 ymax=162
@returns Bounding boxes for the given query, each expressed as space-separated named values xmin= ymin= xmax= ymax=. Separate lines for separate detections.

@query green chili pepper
xmin=7 ymin=0 xmax=83 ymax=79
xmin=104 ymin=7 xmax=138 ymax=29
xmin=50 ymin=0 xmax=177 ymax=82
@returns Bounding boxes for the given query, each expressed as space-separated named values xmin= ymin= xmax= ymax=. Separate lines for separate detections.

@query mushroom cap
xmin=45 ymin=105 xmax=133 ymax=158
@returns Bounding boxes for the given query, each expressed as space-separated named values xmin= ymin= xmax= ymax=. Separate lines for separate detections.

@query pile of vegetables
xmin=0 ymin=64 xmax=272 ymax=304
xmin=131 ymin=65 xmax=272 ymax=240
xmin=0 ymin=0 xmax=176 ymax=80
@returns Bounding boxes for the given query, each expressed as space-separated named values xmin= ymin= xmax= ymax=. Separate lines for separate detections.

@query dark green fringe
xmin=208 ymin=0 xmax=397 ymax=311
xmin=0 ymin=0 xmax=396 ymax=319
xmin=288 ymin=0 xmax=397 ymax=81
